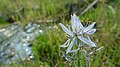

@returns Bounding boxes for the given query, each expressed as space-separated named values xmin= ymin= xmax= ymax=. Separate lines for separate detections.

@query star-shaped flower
xmin=59 ymin=14 xmax=96 ymax=54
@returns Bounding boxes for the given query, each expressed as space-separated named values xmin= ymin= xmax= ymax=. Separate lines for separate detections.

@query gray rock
xmin=0 ymin=23 xmax=42 ymax=64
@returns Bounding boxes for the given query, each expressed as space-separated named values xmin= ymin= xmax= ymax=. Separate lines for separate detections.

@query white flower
xmin=79 ymin=22 xmax=96 ymax=35
xmin=59 ymin=14 xmax=96 ymax=54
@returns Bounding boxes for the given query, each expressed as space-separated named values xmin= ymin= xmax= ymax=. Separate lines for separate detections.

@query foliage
xmin=0 ymin=0 xmax=120 ymax=67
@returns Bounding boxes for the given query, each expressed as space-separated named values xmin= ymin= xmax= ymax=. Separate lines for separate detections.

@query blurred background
xmin=0 ymin=0 xmax=120 ymax=67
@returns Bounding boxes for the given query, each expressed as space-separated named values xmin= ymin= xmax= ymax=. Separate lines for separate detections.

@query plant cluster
xmin=59 ymin=14 xmax=103 ymax=66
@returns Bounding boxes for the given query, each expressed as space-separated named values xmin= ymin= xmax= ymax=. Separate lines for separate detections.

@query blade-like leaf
xmin=78 ymin=36 xmax=96 ymax=47
xmin=86 ymin=29 xmax=96 ymax=35
xmin=66 ymin=38 xmax=76 ymax=54
xmin=59 ymin=23 xmax=73 ymax=36
xmin=84 ymin=22 xmax=96 ymax=33
xmin=60 ymin=39 xmax=70 ymax=48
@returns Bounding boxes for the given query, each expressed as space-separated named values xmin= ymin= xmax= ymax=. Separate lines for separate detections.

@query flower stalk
xmin=59 ymin=14 xmax=103 ymax=66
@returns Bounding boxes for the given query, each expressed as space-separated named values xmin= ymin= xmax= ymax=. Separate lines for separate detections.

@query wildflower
xmin=59 ymin=14 xmax=96 ymax=54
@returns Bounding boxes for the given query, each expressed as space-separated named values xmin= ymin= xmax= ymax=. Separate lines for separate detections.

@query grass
xmin=0 ymin=0 xmax=120 ymax=67
xmin=0 ymin=17 xmax=9 ymax=28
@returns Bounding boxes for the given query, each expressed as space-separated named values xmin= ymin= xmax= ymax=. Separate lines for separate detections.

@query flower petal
xmin=84 ymin=22 xmax=96 ymax=33
xmin=74 ymin=14 xmax=84 ymax=30
xmin=59 ymin=23 xmax=73 ymax=36
xmin=73 ymin=14 xmax=80 ymax=28
xmin=60 ymin=39 xmax=70 ymax=48
xmin=71 ymin=21 xmax=75 ymax=32
xmin=71 ymin=14 xmax=76 ymax=32
xmin=78 ymin=36 xmax=96 ymax=47
xmin=86 ymin=29 xmax=96 ymax=35
xmin=86 ymin=35 xmax=91 ymax=41
xmin=68 ymin=48 xmax=80 ymax=53
xmin=71 ymin=14 xmax=84 ymax=32
xmin=66 ymin=38 xmax=76 ymax=54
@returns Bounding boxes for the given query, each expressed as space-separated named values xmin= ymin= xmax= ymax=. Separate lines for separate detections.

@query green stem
xmin=78 ymin=50 xmax=80 ymax=67
xmin=87 ymin=60 xmax=90 ymax=67
xmin=77 ymin=38 xmax=80 ymax=67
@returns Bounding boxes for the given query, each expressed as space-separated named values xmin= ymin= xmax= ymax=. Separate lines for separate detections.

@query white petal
xmin=78 ymin=36 xmax=96 ymax=47
xmin=71 ymin=14 xmax=84 ymax=31
xmin=60 ymin=39 xmax=70 ymax=48
xmin=84 ymin=22 xmax=96 ymax=33
xmin=86 ymin=35 xmax=91 ymax=41
xmin=71 ymin=21 xmax=75 ymax=32
xmin=59 ymin=23 xmax=73 ymax=36
xmin=71 ymin=14 xmax=76 ymax=32
xmin=68 ymin=48 xmax=80 ymax=53
xmin=89 ymin=46 xmax=104 ymax=55
xmin=81 ymin=49 xmax=87 ymax=54
xmin=79 ymin=21 xmax=84 ymax=30
xmin=86 ymin=29 xmax=96 ymax=35
xmin=66 ymin=38 xmax=76 ymax=54
xmin=74 ymin=14 xmax=84 ymax=30
xmin=79 ymin=30 xmax=84 ymax=34
xmin=73 ymin=14 xmax=79 ymax=27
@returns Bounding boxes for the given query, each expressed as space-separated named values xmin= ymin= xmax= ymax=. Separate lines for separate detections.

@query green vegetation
xmin=0 ymin=0 xmax=120 ymax=67
xmin=0 ymin=17 xmax=9 ymax=28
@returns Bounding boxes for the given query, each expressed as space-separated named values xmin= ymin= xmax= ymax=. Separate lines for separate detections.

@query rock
xmin=0 ymin=23 xmax=42 ymax=64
